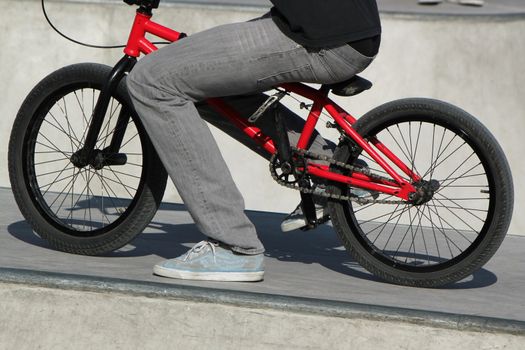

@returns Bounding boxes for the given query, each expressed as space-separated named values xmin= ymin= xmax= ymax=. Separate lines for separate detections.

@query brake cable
xmin=41 ymin=0 xmax=170 ymax=49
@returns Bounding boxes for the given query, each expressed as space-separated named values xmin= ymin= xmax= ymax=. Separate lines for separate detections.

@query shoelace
xmin=182 ymin=240 xmax=217 ymax=263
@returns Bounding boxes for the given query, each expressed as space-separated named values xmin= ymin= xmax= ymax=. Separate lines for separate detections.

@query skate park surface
xmin=1 ymin=188 xmax=525 ymax=348
xmin=1 ymin=0 xmax=525 ymax=349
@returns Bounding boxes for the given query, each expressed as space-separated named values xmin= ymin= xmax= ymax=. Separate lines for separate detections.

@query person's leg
xmin=197 ymin=92 xmax=341 ymax=234
xmin=127 ymin=14 xmax=374 ymax=272
xmin=196 ymin=94 xmax=336 ymax=162
xmin=128 ymin=19 xmax=307 ymax=256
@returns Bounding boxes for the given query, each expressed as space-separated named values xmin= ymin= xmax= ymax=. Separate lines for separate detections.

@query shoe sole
xmin=153 ymin=265 xmax=264 ymax=282
xmin=280 ymin=218 xmax=308 ymax=232
xmin=281 ymin=208 xmax=327 ymax=232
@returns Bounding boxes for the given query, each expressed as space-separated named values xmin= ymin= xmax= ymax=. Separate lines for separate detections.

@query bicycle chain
xmin=269 ymin=147 xmax=407 ymax=205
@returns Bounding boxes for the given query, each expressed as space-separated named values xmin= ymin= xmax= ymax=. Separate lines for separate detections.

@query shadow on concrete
xmin=7 ymin=201 xmax=498 ymax=290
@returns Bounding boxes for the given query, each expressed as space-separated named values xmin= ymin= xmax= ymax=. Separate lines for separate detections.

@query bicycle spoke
xmin=47 ymin=111 xmax=82 ymax=148
xmin=125 ymin=162 xmax=144 ymax=168
xmin=358 ymin=154 xmax=391 ymax=177
xmin=97 ymin=98 xmax=120 ymax=147
xmin=42 ymin=117 xmax=81 ymax=148
xmin=78 ymin=169 xmax=91 ymax=231
xmin=436 ymin=151 xmax=476 ymax=183
xmin=105 ymin=167 xmax=136 ymax=198
xmin=411 ymin=122 xmax=423 ymax=178
xmin=352 ymin=201 xmax=377 ymax=214
xmin=422 ymin=203 xmax=463 ymax=253
xmin=40 ymin=170 xmax=79 ymax=194
xmin=426 ymin=205 xmax=442 ymax=260
xmin=92 ymin=169 xmax=115 ymax=225
xmin=40 ymin=162 xmax=75 ymax=196
xmin=391 ymin=207 xmax=419 ymax=261
xmin=430 ymin=202 xmax=488 ymax=213
xmin=381 ymin=205 xmax=410 ymax=253
xmin=58 ymin=97 xmax=82 ymax=153
xmin=425 ymin=204 xmax=455 ymax=258
xmin=37 ymin=166 xmax=75 ymax=178
xmin=429 ymin=126 xmax=446 ymax=180
xmin=95 ymin=171 xmax=125 ymax=215
xmin=427 ymin=200 xmax=474 ymax=244
xmin=80 ymin=89 xmax=99 ymax=145
xmin=358 ymin=206 xmax=408 ymax=226
xmin=416 ymin=207 xmax=430 ymax=265
xmin=34 ymin=157 xmax=70 ymax=166
xmin=37 ymin=133 xmax=72 ymax=159
xmin=51 ymin=168 xmax=82 ymax=215
xmin=97 ymin=119 xmax=134 ymax=147
xmin=422 ymin=141 xmax=469 ymax=180
xmin=408 ymin=121 xmax=415 ymax=176
xmin=367 ymin=204 xmax=401 ymax=244
xmin=432 ymin=197 xmax=480 ymax=233
xmin=106 ymin=168 xmax=141 ymax=180
xmin=433 ymin=192 xmax=487 ymax=222
xmin=396 ymin=124 xmax=414 ymax=171
xmin=35 ymin=150 xmax=73 ymax=155
xmin=65 ymin=169 xmax=97 ymax=223
xmin=73 ymin=90 xmax=90 ymax=130
xmin=119 ymin=132 xmax=140 ymax=150
xmin=437 ymin=162 xmax=484 ymax=191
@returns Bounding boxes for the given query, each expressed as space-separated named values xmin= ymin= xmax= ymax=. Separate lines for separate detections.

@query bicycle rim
xmin=343 ymin=116 xmax=495 ymax=272
xmin=23 ymin=84 xmax=147 ymax=237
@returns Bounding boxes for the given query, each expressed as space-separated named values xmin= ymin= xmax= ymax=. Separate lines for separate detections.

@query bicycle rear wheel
xmin=8 ymin=63 xmax=168 ymax=255
xmin=328 ymin=98 xmax=513 ymax=287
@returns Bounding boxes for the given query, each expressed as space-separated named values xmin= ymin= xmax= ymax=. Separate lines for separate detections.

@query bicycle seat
xmin=323 ymin=75 xmax=373 ymax=97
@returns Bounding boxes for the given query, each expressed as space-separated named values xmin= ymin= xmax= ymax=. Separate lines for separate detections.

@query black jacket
xmin=270 ymin=0 xmax=381 ymax=48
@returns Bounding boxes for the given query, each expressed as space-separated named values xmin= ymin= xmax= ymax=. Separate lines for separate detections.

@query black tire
xmin=8 ymin=63 xmax=168 ymax=255
xmin=327 ymin=98 xmax=513 ymax=287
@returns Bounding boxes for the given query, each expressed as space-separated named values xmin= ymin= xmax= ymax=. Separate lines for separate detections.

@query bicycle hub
xmin=409 ymin=179 xmax=440 ymax=206
xmin=70 ymin=149 xmax=127 ymax=170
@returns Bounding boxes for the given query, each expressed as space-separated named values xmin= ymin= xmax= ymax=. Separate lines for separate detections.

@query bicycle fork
xmin=70 ymin=55 xmax=137 ymax=170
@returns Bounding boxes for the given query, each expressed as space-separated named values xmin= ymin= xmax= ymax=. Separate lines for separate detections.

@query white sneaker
xmin=153 ymin=241 xmax=265 ymax=282
xmin=280 ymin=203 xmax=327 ymax=232
xmin=280 ymin=184 xmax=379 ymax=232
xmin=459 ymin=0 xmax=484 ymax=6
xmin=450 ymin=0 xmax=484 ymax=5
xmin=418 ymin=0 xmax=443 ymax=4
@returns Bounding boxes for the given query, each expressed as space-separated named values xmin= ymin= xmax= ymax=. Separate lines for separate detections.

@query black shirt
xmin=270 ymin=0 xmax=381 ymax=52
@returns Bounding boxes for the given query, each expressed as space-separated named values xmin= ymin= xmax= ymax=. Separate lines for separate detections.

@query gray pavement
xmin=1 ymin=188 xmax=524 ymax=322
xmin=165 ymin=0 xmax=525 ymax=15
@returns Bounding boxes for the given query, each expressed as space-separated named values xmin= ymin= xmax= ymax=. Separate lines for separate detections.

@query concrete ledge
xmin=1 ymin=267 xmax=524 ymax=338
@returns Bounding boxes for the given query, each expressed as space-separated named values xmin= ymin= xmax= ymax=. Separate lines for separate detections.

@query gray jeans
xmin=126 ymin=14 xmax=374 ymax=254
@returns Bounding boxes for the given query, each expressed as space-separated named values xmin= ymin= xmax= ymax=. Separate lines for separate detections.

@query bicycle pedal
xmin=299 ymin=216 xmax=330 ymax=231
xmin=248 ymin=91 xmax=286 ymax=123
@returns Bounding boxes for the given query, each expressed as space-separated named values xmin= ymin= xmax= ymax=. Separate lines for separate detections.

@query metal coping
xmin=1 ymin=267 xmax=524 ymax=335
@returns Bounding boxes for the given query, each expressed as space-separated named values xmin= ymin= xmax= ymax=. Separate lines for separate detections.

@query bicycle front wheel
xmin=328 ymin=98 xmax=513 ymax=287
xmin=8 ymin=63 xmax=168 ymax=255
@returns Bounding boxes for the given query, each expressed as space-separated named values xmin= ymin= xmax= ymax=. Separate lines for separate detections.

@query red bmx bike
xmin=8 ymin=0 xmax=514 ymax=287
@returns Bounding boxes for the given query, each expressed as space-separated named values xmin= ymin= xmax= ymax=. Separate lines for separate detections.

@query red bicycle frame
xmin=122 ymin=9 xmax=420 ymax=201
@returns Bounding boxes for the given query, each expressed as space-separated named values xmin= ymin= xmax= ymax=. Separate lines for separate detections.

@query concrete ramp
xmin=2 ymin=184 xmax=525 ymax=349
xmin=1 ymin=268 xmax=524 ymax=350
